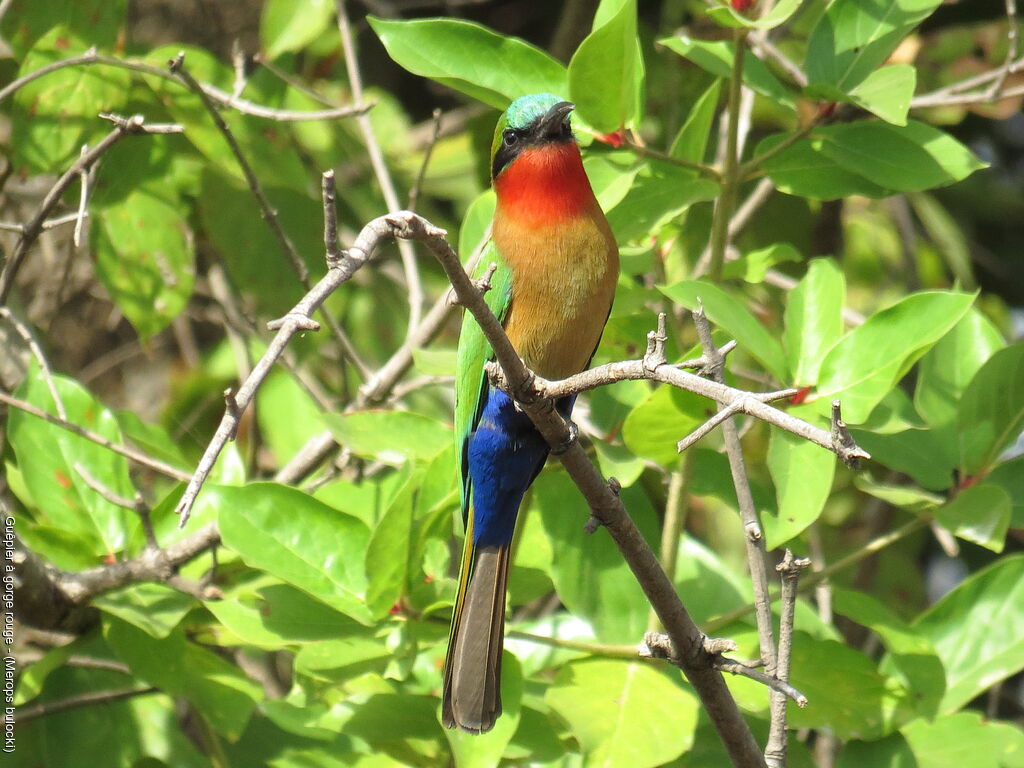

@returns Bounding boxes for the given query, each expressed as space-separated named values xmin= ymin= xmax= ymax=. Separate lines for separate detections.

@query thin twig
xmin=74 ymin=144 xmax=90 ymax=247
xmin=0 ymin=307 xmax=67 ymax=420
xmin=0 ymin=50 xmax=371 ymax=121
xmin=766 ymin=550 xmax=811 ymax=767
xmin=988 ymin=0 xmax=1021 ymax=100
xmin=408 ymin=108 xmax=442 ymax=212
xmin=693 ymin=307 xmax=780 ymax=706
xmin=335 ymin=0 xmax=425 ymax=338
xmin=622 ymin=139 xmax=722 ymax=180
xmin=72 ymin=462 xmax=156 ymax=549
xmin=15 ymin=687 xmax=159 ymax=723
xmin=0 ymin=391 xmax=191 ymax=481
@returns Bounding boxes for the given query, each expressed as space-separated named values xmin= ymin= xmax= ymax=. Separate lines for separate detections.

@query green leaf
xmin=569 ymin=0 xmax=643 ymax=133
xmin=621 ymin=384 xmax=707 ymax=466
xmin=584 ymin=154 xmax=641 ymax=212
xmin=847 ymin=64 xmax=916 ymax=125
xmin=445 ymin=654 xmax=523 ymax=768
xmin=256 ymin=370 xmax=326 ymax=466
xmin=838 ymin=734 xmax=917 ymax=768
xmin=206 ymin=583 xmax=366 ymax=647
xmin=368 ymin=17 xmax=567 ymax=109
xmin=909 ymin=191 xmax=978 ymax=289
xmin=535 ymin=472 xmax=655 ymax=642
xmin=260 ymin=0 xmax=334 ymax=60
xmin=104 ymin=618 xmax=262 ymax=739
xmin=293 ymin=636 xmax=391 ymax=682
xmin=364 ymin=470 xmax=416 ymax=617
xmin=914 ymin=554 xmax=1024 ymax=713
xmin=93 ymin=583 xmax=194 ymax=639
xmin=936 ymin=484 xmax=1011 ymax=552
xmin=545 ymin=660 xmax=699 ymax=768
xmin=670 ymin=79 xmax=721 ymax=168
xmin=833 ymin=588 xmax=945 ymax=721
xmin=957 ymin=343 xmax=1024 ymax=475
xmin=2 ymin=0 xmax=126 ymax=59
xmin=787 ymin=632 xmax=908 ymax=739
xmin=606 ymin=161 xmax=718 ymax=243
xmin=853 ymin=474 xmax=943 ymax=512
xmin=7 ymin=370 xmax=134 ymax=556
xmin=721 ymin=242 xmax=801 ymax=283
xmin=593 ymin=439 xmax=645 ymax=488
xmin=815 ymin=291 xmax=976 ymax=423
xmin=784 ymin=258 xmax=846 ymax=386
xmin=765 ymin=424 xmax=836 ymax=547
xmin=902 ymin=711 xmax=1024 ymax=768
xmin=659 ymin=279 xmax=789 ymax=382
xmin=457 ymin=190 xmax=496 ymax=262
xmin=850 ymin=426 xmax=957 ymax=491
xmin=988 ymin=456 xmax=1024 ymax=529
xmin=11 ymin=26 xmax=130 ymax=172
xmin=325 ymin=410 xmax=451 ymax=465
xmin=915 ymin=308 xmax=1004 ymax=428
xmin=216 ymin=483 xmax=374 ymax=623
xmin=94 ymin=188 xmax=195 ymax=338
xmin=757 ymin=132 xmax=891 ymax=200
xmin=706 ymin=0 xmax=802 ymax=29
xmin=818 ymin=121 xmax=987 ymax=193
xmin=805 ymin=0 xmax=942 ymax=91
xmin=660 ymin=35 xmax=794 ymax=108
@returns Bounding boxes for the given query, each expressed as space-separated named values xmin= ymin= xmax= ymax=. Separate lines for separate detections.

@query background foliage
xmin=1 ymin=0 xmax=1023 ymax=766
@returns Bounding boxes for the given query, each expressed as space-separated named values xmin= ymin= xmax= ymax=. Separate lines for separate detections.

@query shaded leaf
xmin=957 ymin=343 xmax=1024 ymax=475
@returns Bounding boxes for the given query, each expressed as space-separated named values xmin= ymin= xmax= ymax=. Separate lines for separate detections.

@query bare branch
xmin=0 ymin=307 xmax=67 ymax=420
xmin=0 ymin=390 xmax=191 ymax=481
xmin=335 ymin=0 xmax=425 ymax=338
xmin=766 ymin=551 xmax=811 ymax=767
xmin=15 ymin=687 xmax=159 ymax=724
xmin=408 ymin=107 xmax=443 ymax=212
xmin=0 ymin=49 xmax=371 ymax=121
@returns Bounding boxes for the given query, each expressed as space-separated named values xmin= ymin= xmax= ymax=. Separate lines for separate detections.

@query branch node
xmin=224 ymin=388 xmax=240 ymax=440
xmin=830 ymin=399 xmax=871 ymax=468
xmin=643 ymin=313 xmax=669 ymax=371
xmin=550 ymin=420 xmax=579 ymax=456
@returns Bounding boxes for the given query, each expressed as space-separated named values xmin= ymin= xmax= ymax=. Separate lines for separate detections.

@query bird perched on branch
xmin=442 ymin=93 xmax=620 ymax=733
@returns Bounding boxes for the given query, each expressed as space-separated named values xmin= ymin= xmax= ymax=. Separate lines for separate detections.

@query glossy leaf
xmin=659 ymin=279 xmax=789 ymax=382
xmin=765 ymin=424 xmax=836 ymax=547
xmin=93 ymin=583 xmax=194 ymax=639
xmin=847 ymin=64 xmax=916 ymax=125
xmin=783 ymin=257 xmax=846 ymax=386
xmin=850 ymin=426 xmax=957 ymax=491
xmin=659 ymin=35 xmax=794 ymax=108
xmin=104 ymin=617 xmax=262 ymax=739
xmin=569 ymin=0 xmax=643 ymax=133
xmin=216 ymin=483 xmax=374 ymax=623
xmin=205 ymin=583 xmax=367 ymax=647
xmin=902 ymin=711 xmax=1024 ymax=768
xmin=364 ymin=470 xmax=416 ymax=617
xmin=957 ymin=343 xmax=1024 ymax=475
xmin=535 ymin=471 xmax=655 ymax=642
xmin=838 ymin=734 xmax=917 ymax=768
xmin=706 ymin=0 xmax=802 ymax=29
xmin=621 ymin=383 xmax=707 ymax=466
xmin=325 ymin=410 xmax=450 ymax=465
xmin=915 ymin=309 xmax=1004 ymax=428
xmin=369 ymin=17 xmax=567 ymax=109
xmin=7 ymin=370 xmax=134 ymax=557
xmin=606 ymin=161 xmax=718 ymax=243
xmin=818 ymin=121 xmax=986 ymax=193
xmin=805 ymin=0 xmax=942 ymax=91
xmin=721 ymin=242 xmax=801 ymax=283
xmin=545 ymin=660 xmax=698 ymax=768
xmin=260 ymin=0 xmax=334 ymax=60
xmin=94 ymin=188 xmax=195 ymax=338
xmin=988 ymin=456 xmax=1024 ymax=529
xmin=935 ymin=484 xmax=1011 ymax=552
xmin=758 ymin=132 xmax=890 ymax=200
xmin=257 ymin=370 xmax=326 ymax=467
xmin=815 ymin=291 xmax=975 ymax=423
xmin=669 ymin=79 xmax=721 ymax=169
xmin=914 ymin=554 xmax=1024 ymax=713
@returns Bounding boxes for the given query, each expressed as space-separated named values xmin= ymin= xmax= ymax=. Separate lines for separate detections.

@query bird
xmin=442 ymin=93 xmax=620 ymax=733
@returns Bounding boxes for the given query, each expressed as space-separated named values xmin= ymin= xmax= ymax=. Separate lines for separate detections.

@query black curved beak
xmin=534 ymin=101 xmax=575 ymax=139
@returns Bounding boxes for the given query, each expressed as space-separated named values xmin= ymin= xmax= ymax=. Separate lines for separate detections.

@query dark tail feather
xmin=442 ymin=544 xmax=511 ymax=733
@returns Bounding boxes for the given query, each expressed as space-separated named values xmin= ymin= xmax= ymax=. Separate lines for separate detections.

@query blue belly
xmin=467 ymin=387 xmax=575 ymax=547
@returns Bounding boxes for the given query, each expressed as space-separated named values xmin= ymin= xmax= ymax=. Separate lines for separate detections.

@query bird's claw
xmin=551 ymin=420 xmax=579 ymax=455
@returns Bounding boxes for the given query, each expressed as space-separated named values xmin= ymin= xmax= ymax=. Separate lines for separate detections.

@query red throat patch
xmin=494 ymin=142 xmax=596 ymax=228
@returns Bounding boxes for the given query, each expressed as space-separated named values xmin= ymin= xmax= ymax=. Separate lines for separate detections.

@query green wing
xmin=454 ymin=240 xmax=513 ymax=526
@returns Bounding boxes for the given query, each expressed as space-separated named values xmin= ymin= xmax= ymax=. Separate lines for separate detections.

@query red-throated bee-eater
xmin=442 ymin=93 xmax=620 ymax=733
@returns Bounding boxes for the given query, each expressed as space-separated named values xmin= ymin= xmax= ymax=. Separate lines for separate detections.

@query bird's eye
xmin=503 ymin=129 xmax=518 ymax=146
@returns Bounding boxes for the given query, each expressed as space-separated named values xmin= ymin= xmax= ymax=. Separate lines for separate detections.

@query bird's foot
xmin=551 ymin=420 xmax=579 ymax=455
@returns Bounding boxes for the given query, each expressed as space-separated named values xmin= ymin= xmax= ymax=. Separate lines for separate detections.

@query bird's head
xmin=490 ymin=93 xmax=576 ymax=182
